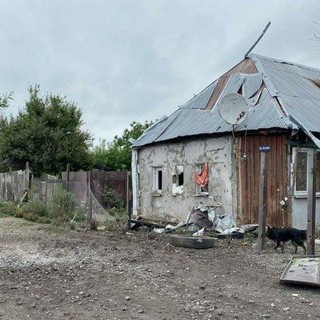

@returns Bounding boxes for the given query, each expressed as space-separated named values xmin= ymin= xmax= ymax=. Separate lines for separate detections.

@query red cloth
xmin=194 ymin=163 xmax=209 ymax=187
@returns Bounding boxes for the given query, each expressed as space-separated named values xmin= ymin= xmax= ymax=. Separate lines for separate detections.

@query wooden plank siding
xmin=237 ymin=134 xmax=290 ymax=226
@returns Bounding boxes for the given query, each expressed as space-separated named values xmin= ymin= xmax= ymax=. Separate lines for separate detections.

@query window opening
xmin=157 ymin=169 xmax=163 ymax=190
xmin=294 ymin=148 xmax=320 ymax=196
xmin=152 ymin=167 xmax=163 ymax=195
xmin=172 ymin=165 xmax=184 ymax=195
xmin=194 ymin=163 xmax=209 ymax=195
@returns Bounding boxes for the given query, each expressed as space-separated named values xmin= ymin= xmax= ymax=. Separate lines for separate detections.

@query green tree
xmin=92 ymin=120 xmax=152 ymax=171
xmin=0 ymin=92 xmax=13 ymax=109
xmin=0 ymin=85 xmax=93 ymax=176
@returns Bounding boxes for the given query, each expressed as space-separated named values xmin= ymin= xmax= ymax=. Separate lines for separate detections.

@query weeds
xmin=0 ymin=201 xmax=20 ymax=217
xmin=0 ymin=185 xmax=129 ymax=232
xmin=102 ymin=186 xmax=124 ymax=209
xmin=49 ymin=186 xmax=76 ymax=224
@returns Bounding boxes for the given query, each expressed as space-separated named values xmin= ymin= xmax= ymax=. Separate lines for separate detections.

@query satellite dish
xmin=218 ymin=93 xmax=249 ymax=125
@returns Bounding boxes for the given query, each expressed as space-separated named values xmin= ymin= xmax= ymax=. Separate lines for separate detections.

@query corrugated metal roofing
xmin=134 ymin=54 xmax=320 ymax=148
xmin=181 ymin=81 xmax=217 ymax=109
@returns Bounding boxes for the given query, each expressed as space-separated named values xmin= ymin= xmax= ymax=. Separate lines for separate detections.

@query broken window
xmin=194 ymin=163 xmax=209 ymax=195
xmin=152 ymin=167 xmax=163 ymax=195
xmin=294 ymin=148 xmax=320 ymax=196
xmin=172 ymin=165 xmax=184 ymax=195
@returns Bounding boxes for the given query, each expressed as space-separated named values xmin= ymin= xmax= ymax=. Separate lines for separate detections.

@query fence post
xmin=307 ymin=149 xmax=316 ymax=255
xmin=257 ymin=146 xmax=270 ymax=252
xmin=25 ymin=162 xmax=29 ymax=191
xmin=66 ymin=164 xmax=70 ymax=192
xmin=127 ymin=171 xmax=133 ymax=230
xmin=45 ymin=175 xmax=48 ymax=203
xmin=9 ymin=167 xmax=13 ymax=201
xmin=87 ymin=171 xmax=93 ymax=228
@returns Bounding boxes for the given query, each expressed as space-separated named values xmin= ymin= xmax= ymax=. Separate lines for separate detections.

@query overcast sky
xmin=0 ymin=0 xmax=319 ymax=145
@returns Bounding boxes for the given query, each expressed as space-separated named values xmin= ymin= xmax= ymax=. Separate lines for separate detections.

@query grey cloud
xmin=0 ymin=0 xmax=320 ymax=143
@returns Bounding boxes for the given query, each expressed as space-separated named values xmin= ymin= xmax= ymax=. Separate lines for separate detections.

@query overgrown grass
xmin=105 ymin=207 xmax=128 ymax=232
xmin=49 ymin=186 xmax=76 ymax=224
xmin=20 ymin=200 xmax=51 ymax=223
xmin=0 ymin=187 xmax=86 ymax=227
xmin=0 ymin=186 xmax=129 ymax=232
xmin=0 ymin=201 xmax=21 ymax=218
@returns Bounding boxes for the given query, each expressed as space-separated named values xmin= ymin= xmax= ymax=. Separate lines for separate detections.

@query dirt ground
xmin=0 ymin=217 xmax=319 ymax=320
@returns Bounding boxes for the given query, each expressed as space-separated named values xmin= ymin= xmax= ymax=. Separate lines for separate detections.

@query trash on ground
xmin=129 ymin=202 xmax=258 ymax=242
xmin=192 ymin=228 xmax=205 ymax=237
xmin=169 ymin=234 xmax=214 ymax=249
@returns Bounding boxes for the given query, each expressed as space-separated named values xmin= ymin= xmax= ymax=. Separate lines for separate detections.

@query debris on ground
xmin=129 ymin=202 xmax=258 ymax=241
xmin=280 ymin=256 xmax=320 ymax=287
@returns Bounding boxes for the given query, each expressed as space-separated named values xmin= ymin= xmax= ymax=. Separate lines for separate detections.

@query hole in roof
xmin=311 ymin=79 xmax=320 ymax=89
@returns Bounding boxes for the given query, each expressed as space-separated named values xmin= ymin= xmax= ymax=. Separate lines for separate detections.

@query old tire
xmin=168 ymin=235 xmax=214 ymax=249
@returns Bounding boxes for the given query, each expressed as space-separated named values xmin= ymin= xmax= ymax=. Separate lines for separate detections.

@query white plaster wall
xmin=136 ymin=137 xmax=235 ymax=221
xmin=291 ymin=198 xmax=320 ymax=229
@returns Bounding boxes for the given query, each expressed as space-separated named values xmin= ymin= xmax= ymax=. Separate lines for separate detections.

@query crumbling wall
xmin=137 ymin=136 xmax=235 ymax=221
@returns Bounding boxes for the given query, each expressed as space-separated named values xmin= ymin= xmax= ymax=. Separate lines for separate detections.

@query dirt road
xmin=0 ymin=217 xmax=319 ymax=320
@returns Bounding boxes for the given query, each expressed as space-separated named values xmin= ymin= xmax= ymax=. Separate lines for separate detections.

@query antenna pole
xmin=244 ymin=21 xmax=271 ymax=59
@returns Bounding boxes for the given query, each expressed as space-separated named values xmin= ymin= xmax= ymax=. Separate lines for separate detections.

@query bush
xmin=102 ymin=186 xmax=123 ymax=209
xmin=0 ymin=187 xmax=78 ymax=226
xmin=18 ymin=199 xmax=51 ymax=223
xmin=0 ymin=201 xmax=21 ymax=217
xmin=49 ymin=186 xmax=76 ymax=224
xmin=106 ymin=207 xmax=128 ymax=232
xmin=20 ymin=200 xmax=49 ymax=218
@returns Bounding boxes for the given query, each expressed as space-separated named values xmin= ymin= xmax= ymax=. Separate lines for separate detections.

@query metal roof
xmin=181 ymin=81 xmax=217 ymax=110
xmin=134 ymin=54 xmax=320 ymax=148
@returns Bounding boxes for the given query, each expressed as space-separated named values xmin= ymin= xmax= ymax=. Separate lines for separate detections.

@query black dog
xmin=267 ymin=226 xmax=307 ymax=254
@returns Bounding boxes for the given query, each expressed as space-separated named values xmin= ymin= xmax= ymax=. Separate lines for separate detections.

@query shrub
xmin=70 ymin=208 xmax=86 ymax=222
xmin=20 ymin=200 xmax=49 ymax=218
xmin=106 ymin=207 xmax=128 ymax=232
xmin=0 ymin=201 xmax=20 ymax=217
xmin=49 ymin=186 xmax=76 ymax=224
xmin=102 ymin=186 xmax=123 ymax=209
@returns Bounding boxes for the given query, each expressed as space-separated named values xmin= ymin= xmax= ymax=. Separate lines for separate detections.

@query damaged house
xmin=131 ymin=54 xmax=320 ymax=229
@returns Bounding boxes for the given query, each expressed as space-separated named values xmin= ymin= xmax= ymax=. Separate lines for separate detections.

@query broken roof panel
xmin=242 ymin=73 xmax=263 ymax=99
xmin=134 ymin=54 xmax=320 ymax=148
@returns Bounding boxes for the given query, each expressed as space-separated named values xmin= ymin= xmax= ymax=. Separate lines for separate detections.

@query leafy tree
xmin=92 ymin=120 xmax=152 ymax=171
xmin=0 ymin=85 xmax=93 ymax=176
xmin=0 ymin=92 xmax=13 ymax=109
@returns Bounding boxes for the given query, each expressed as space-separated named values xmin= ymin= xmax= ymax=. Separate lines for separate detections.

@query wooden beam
xmin=307 ymin=149 xmax=316 ymax=255
xmin=258 ymin=148 xmax=269 ymax=251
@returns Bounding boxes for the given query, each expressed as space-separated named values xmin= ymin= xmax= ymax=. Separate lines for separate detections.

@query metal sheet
xmin=242 ymin=73 xmax=263 ymax=99
xmin=214 ymin=72 xmax=244 ymax=108
xmin=134 ymin=54 xmax=320 ymax=148
xmin=182 ymin=81 xmax=217 ymax=110
xmin=280 ymin=256 xmax=320 ymax=287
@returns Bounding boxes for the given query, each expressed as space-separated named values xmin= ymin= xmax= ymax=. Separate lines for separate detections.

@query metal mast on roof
xmin=244 ymin=21 xmax=271 ymax=58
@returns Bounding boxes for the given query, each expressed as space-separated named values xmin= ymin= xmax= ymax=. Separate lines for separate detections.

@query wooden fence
xmin=0 ymin=164 xmax=131 ymax=220
xmin=0 ymin=168 xmax=30 ymax=202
